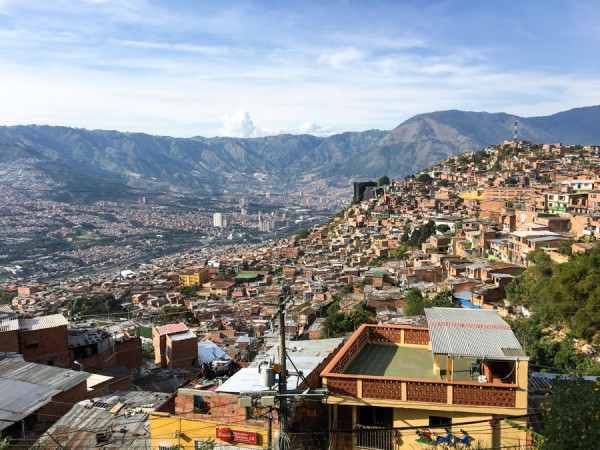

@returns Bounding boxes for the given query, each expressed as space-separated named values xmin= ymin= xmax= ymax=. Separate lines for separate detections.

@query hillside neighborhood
xmin=1 ymin=140 xmax=600 ymax=449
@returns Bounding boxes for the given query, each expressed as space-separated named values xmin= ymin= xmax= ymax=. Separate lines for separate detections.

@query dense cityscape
xmin=2 ymin=1 xmax=600 ymax=448
xmin=1 ymin=139 xmax=599 ymax=449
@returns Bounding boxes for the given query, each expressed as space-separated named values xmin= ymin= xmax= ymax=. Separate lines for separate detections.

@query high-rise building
xmin=213 ymin=212 xmax=227 ymax=228
xmin=353 ymin=181 xmax=377 ymax=202
xmin=213 ymin=212 xmax=222 ymax=228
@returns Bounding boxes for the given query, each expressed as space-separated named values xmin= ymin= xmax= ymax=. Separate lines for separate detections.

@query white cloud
xmin=218 ymin=110 xmax=283 ymax=138
xmin=318 ymin=47 xmax=365 ymax=69
xmin=299 ymin=122 xmax=337 ymax=137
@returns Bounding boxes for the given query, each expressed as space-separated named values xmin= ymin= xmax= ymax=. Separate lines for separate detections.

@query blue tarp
xmin=452 ymin=291 xmax=483 ymax=309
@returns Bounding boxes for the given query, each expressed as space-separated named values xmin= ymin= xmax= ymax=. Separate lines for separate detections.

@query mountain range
xmin=1 ymin=105 xmax=599 ymax=202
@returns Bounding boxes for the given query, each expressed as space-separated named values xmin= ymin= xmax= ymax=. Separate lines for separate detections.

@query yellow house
xmin=150 ymin=412 xmax=269 ymax=449
xmin=321 ymin=308 xmax=529 ymax=449
xmin=179 ymin=267 xmax=211 ymax=287
xmin=151 ymin=337 xmax=346 ymax=449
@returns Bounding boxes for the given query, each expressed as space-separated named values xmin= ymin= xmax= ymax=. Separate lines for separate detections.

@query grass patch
xmin=138 ymin=326 xmax=153 ymax=339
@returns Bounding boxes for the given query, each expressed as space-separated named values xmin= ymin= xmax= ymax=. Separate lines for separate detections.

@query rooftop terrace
xmin=344 ymin=343 xmax=476 ymax=382
xmin=321 ymin=322 xmax=527 ymax=410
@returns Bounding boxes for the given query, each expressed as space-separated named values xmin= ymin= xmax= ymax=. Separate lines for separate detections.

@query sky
xmin=0 ymin=0 xmax=599 ymax=138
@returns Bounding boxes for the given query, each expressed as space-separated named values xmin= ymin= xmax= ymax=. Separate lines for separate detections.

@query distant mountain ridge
xmin=0 ymin=106 xmax=599 ymax=202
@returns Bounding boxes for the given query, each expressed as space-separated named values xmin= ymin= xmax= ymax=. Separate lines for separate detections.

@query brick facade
xmin=166 ymin=334 xmax=198 ymax=369
xmin=20 ymin=325 xmax=70 ymax=368
xmin=0 ymin=329 xmax=19 ymax=353
xmin=175 ymin=391 xmax=279 ymax=430
xmin=70 ymin=337 xmax=142 ymax=371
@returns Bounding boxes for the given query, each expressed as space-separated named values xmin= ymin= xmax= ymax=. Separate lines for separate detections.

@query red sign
xmin=216 ymin=427 xmax=258 ymax=444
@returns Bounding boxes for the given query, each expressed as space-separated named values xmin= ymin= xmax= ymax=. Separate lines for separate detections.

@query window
xmin=429 ymin=416 xmax=452 ymax=428
xmin=358 ymin=406 xmax=393 ymax=428
xmin=193 ymin=396 xmax=210 ymax=414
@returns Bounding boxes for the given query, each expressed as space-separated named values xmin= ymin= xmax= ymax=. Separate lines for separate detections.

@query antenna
xmin=513 ymin=120 xmax=518 ymax=149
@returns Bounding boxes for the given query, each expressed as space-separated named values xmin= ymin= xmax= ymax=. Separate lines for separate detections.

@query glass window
xmin=429 ymin=416 xmax=452 ymax=428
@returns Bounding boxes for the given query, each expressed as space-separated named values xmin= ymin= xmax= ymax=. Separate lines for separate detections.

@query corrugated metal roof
xmin=0 ymin=318 xmax=18 ymax=332
xmin=167 ymin=331 xmax=197 ymax=342
xmin=31 ymin=391 xmax=172 ymax=449
xmin=0 ymin=305 xmax=17 ymax=320
xmin=216 ymin=337 xmax=345 ymax=393
xmin=0 ymin=359 xmax=90 ymax=392
xmin=18 ymin=313 xmax=68 ymax=331
xmin=0 ymin=378 xmax=59 ymax=430
xmin=424 ymin=308 xmax=527 ymax=360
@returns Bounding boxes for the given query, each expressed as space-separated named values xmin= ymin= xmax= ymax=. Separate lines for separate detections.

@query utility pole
xmin=277 ymin=294 xmax=288 ymax=449
xmin=239 ymin=291 xmax=328 ymax=449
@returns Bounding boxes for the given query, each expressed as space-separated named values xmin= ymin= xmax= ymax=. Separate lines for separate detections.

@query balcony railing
xmin=326 ymin=374 xmax=517 ymax=407
xmin=355 ymin=425 xmax=401 ymax=450
xmin=322 ymin=324 xmax=521 ymax=409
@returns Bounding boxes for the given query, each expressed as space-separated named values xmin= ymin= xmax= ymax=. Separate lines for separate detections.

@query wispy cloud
xmin=0 ymin=1 xmax=598 ymax=137
xmin=318 ymin=47 xmax=366 ymax=69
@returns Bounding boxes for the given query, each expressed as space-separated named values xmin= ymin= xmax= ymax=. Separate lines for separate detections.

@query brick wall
xmin=19 ymin=325 xmax=70 ymax=368
xmin=0 ymin=329 xmax=19 ymax=353
xmin=153 ymin=329 xmax=166 ymax=366
xmin=167 ymin=336 xmax=198 ymax=369
xmin=36 ymin=380 xmax=88 ymax=430
xmin=108 ymin=377 xmax=132 ymax=392
xmin=175 ymin=391 xmax=279 ymax=430
xmin=70 ymin=337 xmax=142 ymax=371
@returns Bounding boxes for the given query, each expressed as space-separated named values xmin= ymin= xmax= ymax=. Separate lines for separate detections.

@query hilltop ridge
xmin=0 ymin=106 xmax=599 ymax=201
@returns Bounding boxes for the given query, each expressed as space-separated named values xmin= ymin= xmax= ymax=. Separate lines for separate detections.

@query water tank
xmin=259 ymin=361 xmax=275 ymax=387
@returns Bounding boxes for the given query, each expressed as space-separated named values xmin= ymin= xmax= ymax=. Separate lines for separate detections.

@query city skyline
xmin=0 ymin=0 xmax=599 ymax=137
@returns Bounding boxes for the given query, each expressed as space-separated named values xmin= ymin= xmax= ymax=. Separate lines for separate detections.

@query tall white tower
xmin=213 ymin=212 xmax=223 ymax=228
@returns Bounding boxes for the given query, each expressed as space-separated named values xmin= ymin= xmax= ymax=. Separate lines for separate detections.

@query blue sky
xmin=0 ymin=0 xmax=598 ymax=137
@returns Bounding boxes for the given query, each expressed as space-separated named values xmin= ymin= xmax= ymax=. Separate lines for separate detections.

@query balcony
xmin=322 ymin=323 xmax=526 ymax=410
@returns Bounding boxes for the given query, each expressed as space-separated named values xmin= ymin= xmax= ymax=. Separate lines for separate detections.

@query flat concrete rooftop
xmin=343 ymin=343 xmax=477 ymax=382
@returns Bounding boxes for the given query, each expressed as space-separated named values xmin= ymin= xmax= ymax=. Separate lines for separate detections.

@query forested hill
xmin=507 ymin=246 xmax=600 ymax=375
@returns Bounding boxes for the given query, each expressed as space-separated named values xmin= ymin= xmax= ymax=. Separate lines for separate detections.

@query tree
xmin=298 ymin=229 xmax=310 ymax=239
xmin=154 ymin=305 xmax=198 ymax=326
xmin=416 ymin=173 xmax=433 ymax=184
xmin=404 ymin=288 xmax=426 ymax=316
xmin=408 ymin=220 xmax=437 ymax=247
xmin=431 ymin=290 xmax=459 ymax=308
xmin=557 ymin=239 xmax=574 ymax=257
xmin=436 ymin=224 xmax=451 ymax=234
xmin=0 ymin=293 xmax=14 ymax=305
xmin=321 ymin=302 xmax=372 ymax=338
xmin=540 ymin=377 xmax=600 ymax=450
xmin=388 ymin=244 xmax=409 ymax=260
xmin=68 ymin=293 xmax=123 ymax=316
xmin=179 ymin=284 xmax=200 ymax=296
xmin=378 ymin=175 xmax=390 ymax=186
